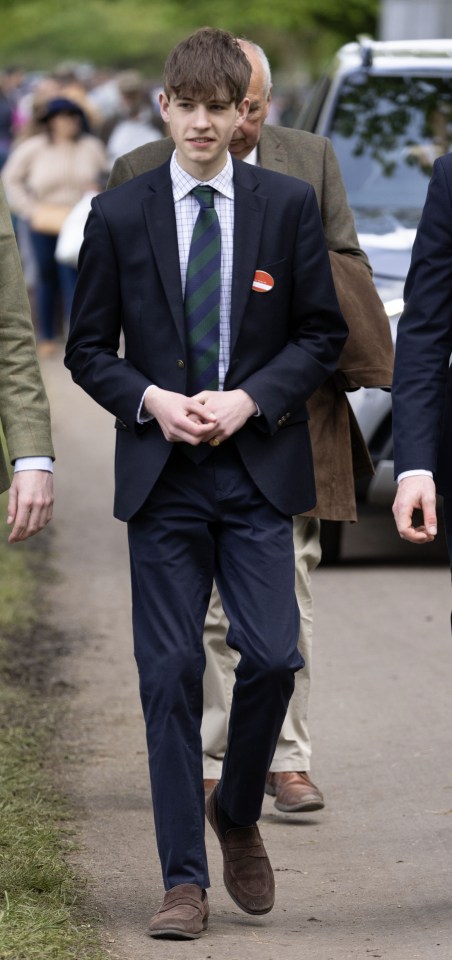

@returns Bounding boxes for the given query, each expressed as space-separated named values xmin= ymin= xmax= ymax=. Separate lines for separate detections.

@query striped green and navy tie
xmin=184 ymin=185 xmax=221 ymax=394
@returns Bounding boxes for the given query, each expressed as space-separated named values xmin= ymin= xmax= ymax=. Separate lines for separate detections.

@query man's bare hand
xmin=144 ymin=386 xmax=218 ymax=444
xmin=191 ymin=389 xmax=257 ymax=443
xmin=392 ymin=475 xmax=437 ymax=543
xmin=7 ymin=470 xmax=54 ymax=543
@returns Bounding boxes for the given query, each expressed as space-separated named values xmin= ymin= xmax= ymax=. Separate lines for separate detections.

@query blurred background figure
xmin=50 ymin=60 xmax=104 ymax=134
xmin=106 ymin=69 xmax=162 ymax=166
xmin=2 ymin=96 xmax=108 ymax=356
xmin=0 ymin=67 xmax=27 ymax=170
xmin=0 ymin=71 xmax=15 ymax=170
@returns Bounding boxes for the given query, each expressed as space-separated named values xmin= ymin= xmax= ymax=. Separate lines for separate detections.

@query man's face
xmin=160 ymin=90 xmax=248 ymax=180
xmin=229 ymin=46 xmax=271 ymax=160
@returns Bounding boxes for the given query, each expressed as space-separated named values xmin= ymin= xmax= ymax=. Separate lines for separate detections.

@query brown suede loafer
xmin=205 ymin=786 xmax=274 ymax=915
xmin=265 ymin=771 xmax=325 ymax=813
xmin=148 ymin=883 xmax=209 ymax=939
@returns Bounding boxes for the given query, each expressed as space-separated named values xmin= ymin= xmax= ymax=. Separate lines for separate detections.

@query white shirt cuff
xmin=14 ymin=457 xmax=54 ymax=473
xmin=137 ymin=386 xmax=155 ymax=422
xmin=397 ymin=469 xmax=433 ymax=483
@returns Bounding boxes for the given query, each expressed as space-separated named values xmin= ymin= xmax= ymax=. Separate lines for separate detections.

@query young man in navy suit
xmin=392 ymin=153 xmax=452 ymax=576
xmin=65 ymin=27 xmax=347 ymax=939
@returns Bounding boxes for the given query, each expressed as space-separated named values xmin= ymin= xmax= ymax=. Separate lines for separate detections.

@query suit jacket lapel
xmin=230 ymin=161 xmax=267 ymax=358
xmin=141 ymin=165 xmax=186 ymax=349
xmin=258 ymin=125 xmax=289 ymax=174
xmin=140 ymin=160 xmax=268 ymax=360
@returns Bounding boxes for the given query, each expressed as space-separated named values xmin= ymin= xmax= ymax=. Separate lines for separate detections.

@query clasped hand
xmin=143 ymin=387 xmax=256 ymax=445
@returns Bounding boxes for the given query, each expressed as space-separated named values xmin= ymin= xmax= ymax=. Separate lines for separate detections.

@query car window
xmin=298 ymin=74 xmax=332 ymax=131
xmin=327 ymin=72 xmax=452 ymax=232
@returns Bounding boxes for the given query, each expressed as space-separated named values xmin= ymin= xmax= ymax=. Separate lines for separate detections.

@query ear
xmin=159 ymin=91 xmax=171 ymax=124
xmin=236 ymin=97 xmax=250 ymax=128
xmin=262 ymin=85 xmax=272 ymax=122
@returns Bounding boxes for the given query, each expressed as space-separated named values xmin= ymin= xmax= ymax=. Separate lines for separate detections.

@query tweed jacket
xmin=0 ymin=178 xmax=54 ymax=494
xmin=108 ymin=126 xmax=384 ymax=520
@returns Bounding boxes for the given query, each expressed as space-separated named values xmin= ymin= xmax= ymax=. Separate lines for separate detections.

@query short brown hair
xmin=163 ymin=27 xmax=251 ymax=106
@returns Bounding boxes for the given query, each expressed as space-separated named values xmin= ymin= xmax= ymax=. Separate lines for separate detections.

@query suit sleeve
xmin=0 ymin=179 xmax=54 ymax=462
xmin=392 ymin=157 xmax=452 ymax=476
xmin=64 ymin=195 xmax=153 ymax=430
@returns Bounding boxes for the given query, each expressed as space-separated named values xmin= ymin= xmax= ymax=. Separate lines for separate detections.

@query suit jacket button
xmin=177 ymin=359 xmax=185 ymax=369
xmin=277 ymin=418 xmax=284 ymax=427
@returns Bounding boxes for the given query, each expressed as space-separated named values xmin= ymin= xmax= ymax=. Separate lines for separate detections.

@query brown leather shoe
xmin=265 ymin=771 xmax=325 ymax=813
xmin=148 ymin=883 xmax=209 ymax=939
xmin=204 ymin=777 xmax=220 ymax=799
xmin=205 ymin=785 xmax=274 ymax=915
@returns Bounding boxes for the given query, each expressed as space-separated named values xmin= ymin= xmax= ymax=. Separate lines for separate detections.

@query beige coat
xmin=108 ymin=125 xmax=393 ymax=520
xmin=2 ymin=133 xmax=108 ymax=220
xmin=0 ymin=179 xmax=54 ymax=494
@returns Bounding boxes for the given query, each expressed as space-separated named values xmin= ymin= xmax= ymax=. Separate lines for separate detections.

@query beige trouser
xmin=202 ymin=515 xmax=322 ymax=778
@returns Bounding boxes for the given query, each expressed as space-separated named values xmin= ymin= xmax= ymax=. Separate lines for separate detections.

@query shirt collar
xmin=170 ymin=151 xmax=234 ymax=201
xmin=242 ymin=145 xmax=258 ymax=166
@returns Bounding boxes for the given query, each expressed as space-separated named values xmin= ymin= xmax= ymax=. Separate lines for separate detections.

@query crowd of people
xmin=0 ymin=63 xmax=165 ymax=354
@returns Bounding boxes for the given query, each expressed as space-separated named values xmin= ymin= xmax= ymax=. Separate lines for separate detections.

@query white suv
xmin=298 ymin=38 xmax=452 ymax=558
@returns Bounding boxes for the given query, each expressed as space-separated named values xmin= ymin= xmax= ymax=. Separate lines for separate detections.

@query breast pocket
xmin=251 ymin=258 xmax=287 ymax=295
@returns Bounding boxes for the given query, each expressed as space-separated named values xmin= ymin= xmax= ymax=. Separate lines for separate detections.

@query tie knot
xmin=192 ymin=185 xmax=215 ymax=210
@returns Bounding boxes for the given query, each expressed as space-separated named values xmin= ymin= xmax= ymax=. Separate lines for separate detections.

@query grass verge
xmin=0 ymin=493 xmax=109 ymax=960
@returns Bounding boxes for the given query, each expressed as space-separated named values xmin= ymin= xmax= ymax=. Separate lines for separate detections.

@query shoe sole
xmin=149 ymin=921 xmax=207 ymax=940
xmin=224 ymin=874 xmax=274 ymax=915
xmin=265 ymin=783 xmax=325 ymax=813
xmin=274 ymin=798 xmax=325 ymax=813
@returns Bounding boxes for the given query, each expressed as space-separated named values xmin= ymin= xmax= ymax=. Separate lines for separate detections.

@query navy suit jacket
xmin=393 ymin=154 xmax=452 ymax=495
xmin=65 ymin=157 xmax=348 ymax=521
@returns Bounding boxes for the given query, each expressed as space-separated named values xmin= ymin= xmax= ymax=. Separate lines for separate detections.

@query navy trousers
xmin=127 ymin=442 xmax=303 ymax=890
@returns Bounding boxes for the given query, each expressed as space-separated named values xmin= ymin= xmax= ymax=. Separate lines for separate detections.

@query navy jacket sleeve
xmin=392 ymin=155 xmax=452 ymax=477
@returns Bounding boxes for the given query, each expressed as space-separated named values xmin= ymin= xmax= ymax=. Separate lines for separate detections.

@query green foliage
xmin=0 ymin=0 xmax=172 ymax=72
xmin=0 ymin=721 xmax=106 ymax=960
xmin=0 ymin=494 xmax=108 ymax=960
xmin=0 ymin=0 xmax=379 ymax=77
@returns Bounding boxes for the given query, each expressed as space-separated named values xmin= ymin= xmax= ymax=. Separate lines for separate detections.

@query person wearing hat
xmin=2 ymin=96 xmax=108 ymax=355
